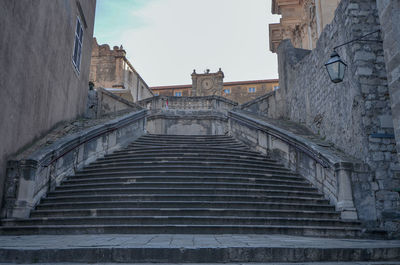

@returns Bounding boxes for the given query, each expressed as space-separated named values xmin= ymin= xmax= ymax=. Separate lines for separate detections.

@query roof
xmin=223 ymin=79 xmax=279 ymax=86
xmin=150 ymin=79 xmax=279 ymax=90
xmin=151 ymin=84 xmax=192 ymax=90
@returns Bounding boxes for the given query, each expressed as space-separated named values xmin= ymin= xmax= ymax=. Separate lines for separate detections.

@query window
xmin=224 ymin=89 xmax=231 ymax=94
xmin=72 ymin=17 xmax=84 ymax=73
xmin=273 ymin=85 xmax=280 ymax=91
xmin=248 ymin=87 xmax=256 ymax=93
xmin=175 ymin=91 xmax=182 ymax=96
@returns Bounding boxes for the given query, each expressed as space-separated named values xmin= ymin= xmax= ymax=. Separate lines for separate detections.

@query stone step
xmin=47 ymin=187 xmax=325 ymax=198
xmin=63 ymin=176 xmax=310 ymax=187
xmin=139 ymin=134 xmax=233 ymax=139
xmin=90 ymin=156 xmax=283 ymax=167
xmin=95 ymin=154 xmax=276 ymax=164
xmin=34 ymin=201 xmax=334 ymax=212
xmin=136 ymin=136 xmax=236 ymax=141
xmin=142 ymin=134 xmax=232 ymax=139
xmin=69 ymin=172 xmax=304 ymax=182
xmin=2 ymin=216 xmax=360 ymax=227
xmin=137 ymin=135 xmax=235 ymax=140
xmin=73 ymin=170 xmax=298 ymax=179
xmin=117 ymin=145 xmax=255 ymax=152
xmin=54 ymin=181 xmax=318 ymax=193
xmin=130 ymin=140 xmax=245 ymax=146
xmin=0 ymin=224 xmax=362 ymax=237
xmin=107 ymin=148 xmax=264 ymax=157
xmin=81 ymin=162 xmax=292 ymax=173
xmin=41 ymin=194 xmax=331 ymax=205
xmin=129 ymin=143 xmax=248 ymax=149
xmin=128 ymin=142 xmax=247 ymax=149
xmin=29 ymin=208 xmax=339 ymax=219
xmin=128 ymin=140 xmax=250 ymax=146
xmin=77 ymin=165 xmax=294 ymax=176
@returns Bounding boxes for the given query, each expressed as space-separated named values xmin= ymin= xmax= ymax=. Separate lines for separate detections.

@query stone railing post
xmin=4 ymin=160 xmax=39 ymax=218
xmin=335 ymin=162 xmax=358 ymax=220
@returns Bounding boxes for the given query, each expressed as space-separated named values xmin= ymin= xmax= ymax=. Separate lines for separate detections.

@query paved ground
xmin=1 ymin=234 xmax=399 ymax=263
xmin=3 ymin=260 xmax=400 ymax=264
xmin=0 ymin=234 xmax=399 ymax=249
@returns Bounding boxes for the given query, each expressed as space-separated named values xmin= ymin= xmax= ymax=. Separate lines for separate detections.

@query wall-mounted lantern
xmin=325 ymin=30 xmax=381 ymax=83
xmin=325 ymin=51 xmax=347 ymax=83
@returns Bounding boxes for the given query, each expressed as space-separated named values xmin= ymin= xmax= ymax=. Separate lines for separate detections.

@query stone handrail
xmin=97 ymin=87 xmax=143 ymax=110
xmin=138 ymin=95 xmax=238 ymax=112
xmin=240 ymin=91 xmax=275 ymax=110
xmin=2 ymin=110 xmax=147 ymax=219
xmin=229 ymin=110 xmax=359 ymax=220
xmin=137 ymin=96 xmax=238 ymax=135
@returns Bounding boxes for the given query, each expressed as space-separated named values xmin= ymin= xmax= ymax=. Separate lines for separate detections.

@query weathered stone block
xmin=369 ymin=136 xmax=382 ymax=143
xmin=356 ymin=66 xmax=373 ymax=76
xmin=376 ymin=190 xmax=399 ymax=201
xmin=354 ymin=51 xmax=376 ymax=61
xmin=372 ymin=152 xmax=384 ymax=161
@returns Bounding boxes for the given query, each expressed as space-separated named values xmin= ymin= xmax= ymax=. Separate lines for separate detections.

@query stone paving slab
xmin=2 ymin=234 xmax=399 ymax=249
xmin=0 ymin=234 xmax=399 ymax=263
xmin=0 ymin=262 xmax=400 ymax=265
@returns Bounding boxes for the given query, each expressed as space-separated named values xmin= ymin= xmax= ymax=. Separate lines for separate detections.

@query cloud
xmin=94 ymin=0 xmax=158 ymax=44
xmin=94 ymin=0 xmax=280 ymax=86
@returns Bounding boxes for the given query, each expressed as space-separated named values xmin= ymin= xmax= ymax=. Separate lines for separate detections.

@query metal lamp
xmin=325 ymin=30 xmax=381 ymax=83
xmin=325 ymin=51 xmax=347 ymax=83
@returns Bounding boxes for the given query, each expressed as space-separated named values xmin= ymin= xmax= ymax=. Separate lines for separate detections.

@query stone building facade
xmin=89 ymin=38 xmax=153 ymax=102
xmin=151 ymin=84 xmax=192 ymax=97
xmin=269 ymin=0 xmax=340 ymax=52
xmin=264 ymin=0 xmax=400 ymax=233
xmin=151 ymin=69 xmax=279 ymax=104
xmin=222 ymin=79 xmax=280 ymax=104
xmin=0 ymin=0 xmax=96 ymax=208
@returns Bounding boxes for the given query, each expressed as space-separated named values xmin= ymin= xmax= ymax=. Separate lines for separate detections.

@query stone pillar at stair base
xmin=6 ymin=160 xmax=39 ymax=218
xmin=335 ymin=162 xmax=358 ymax=220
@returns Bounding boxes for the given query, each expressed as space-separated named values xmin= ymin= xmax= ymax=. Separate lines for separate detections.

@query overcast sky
xmin=94 ymin=0 xmax=280 ymax=86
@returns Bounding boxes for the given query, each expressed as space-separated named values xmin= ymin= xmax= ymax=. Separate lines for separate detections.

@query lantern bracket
xmin=333 ymin=30 xmax=382 ymax=51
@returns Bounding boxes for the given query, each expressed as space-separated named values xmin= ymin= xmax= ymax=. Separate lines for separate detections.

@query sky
xmin=94 ymin=0 xmax=280 ymax=86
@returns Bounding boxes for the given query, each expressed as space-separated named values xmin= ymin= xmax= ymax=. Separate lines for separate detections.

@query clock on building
xmin=191 ymin=68 xmax=224 ymax=96
xmin=202 ymin=78 xmax=214 ymax=90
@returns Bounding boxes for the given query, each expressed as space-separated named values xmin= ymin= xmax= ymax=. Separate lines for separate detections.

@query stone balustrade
xmin=2 ymin=110 xmax=147 ymax=219
xmin=229 ymin=110 xmax=360 ymax=220
xmin=139 ymin=96 xmax=238 ymax=135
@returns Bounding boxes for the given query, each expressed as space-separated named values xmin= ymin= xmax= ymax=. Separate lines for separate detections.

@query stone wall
xmin=0 ymin=0 xmax=96 ymax=209
xmin=376 ymin=0 xmax=400 ymax=162
xmin=273 ymin=0 xmax=399 ymax=232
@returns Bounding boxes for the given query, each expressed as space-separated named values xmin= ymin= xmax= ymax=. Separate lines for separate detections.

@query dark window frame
xmin=72 ymin=16 xmax=84 ymax=74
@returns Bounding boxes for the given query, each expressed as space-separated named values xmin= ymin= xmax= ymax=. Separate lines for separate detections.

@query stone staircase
xmin=0 ymin=134 xmax=363 ymax=237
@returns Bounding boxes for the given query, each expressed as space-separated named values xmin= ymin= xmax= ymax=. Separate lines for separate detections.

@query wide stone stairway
xmin=1 ymin=134 xmax=362 ymax=237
